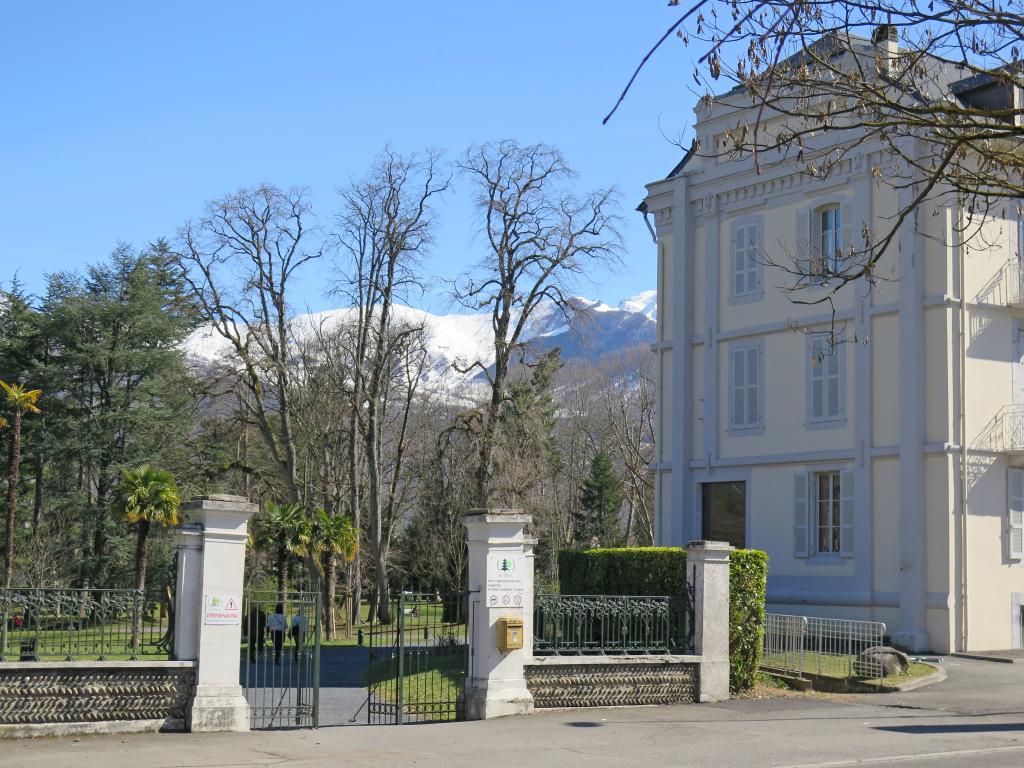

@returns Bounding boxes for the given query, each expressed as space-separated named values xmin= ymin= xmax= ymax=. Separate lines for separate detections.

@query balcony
xmin=976 ymin=259 xmax=1024 ymax=307
xmin=989 ymin=404 xmax=1024 ymax=454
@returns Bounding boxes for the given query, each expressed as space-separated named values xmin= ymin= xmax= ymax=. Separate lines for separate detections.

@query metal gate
xmin=367 ymin=592 xmax=470 ymax=724
xmin=240 ymin=588 xmax=320 ymax=729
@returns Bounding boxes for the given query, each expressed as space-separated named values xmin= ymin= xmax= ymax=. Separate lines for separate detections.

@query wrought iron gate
xmin=240 ymin=588 xmax=320 ymax=729
xmin=367 ymin=592 xmax=470 ymax=724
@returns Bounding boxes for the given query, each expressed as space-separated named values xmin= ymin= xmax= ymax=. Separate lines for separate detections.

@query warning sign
xmin=204 ymin=594 xmax=242 ymax=625
xmin=485 ymin=553 xmax=525 ymax=608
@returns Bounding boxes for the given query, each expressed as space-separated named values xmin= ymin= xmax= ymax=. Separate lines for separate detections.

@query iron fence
xmin=533 ymin=594 xmax=682 ymax=655
xmin=0 ymin=587 xmax=172 ymax=662
xmin=762 ymin=613 xmax=888 ymax=684
xmin=367 ymin=592 xmax=470 ymax=724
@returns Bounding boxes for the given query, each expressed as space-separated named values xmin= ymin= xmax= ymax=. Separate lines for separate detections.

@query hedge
xmin=556 ymin=546 xmax=768 ymax=693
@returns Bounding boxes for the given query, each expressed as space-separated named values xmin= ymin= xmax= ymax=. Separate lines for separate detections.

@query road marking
xmin=773 ymin=743 xmax=1024 ymax=767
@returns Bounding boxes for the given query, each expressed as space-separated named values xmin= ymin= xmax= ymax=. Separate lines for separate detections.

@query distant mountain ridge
xmin=185 ymin=291 xmax=657 ymax=382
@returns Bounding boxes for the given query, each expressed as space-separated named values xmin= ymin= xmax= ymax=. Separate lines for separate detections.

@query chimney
xmin=872 ymin=24 xmax=898 ymax=78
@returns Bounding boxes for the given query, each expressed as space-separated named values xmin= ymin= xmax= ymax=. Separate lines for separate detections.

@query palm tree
xmin=309 ymin=508 xmax=357 ymax=639
xmin=260 ymin=501 xmax=311 ymax=606
xmin=113 ymin=465 xmax=181 ymax=594
xmin=1 ymin=381 xmax=41 ymax=589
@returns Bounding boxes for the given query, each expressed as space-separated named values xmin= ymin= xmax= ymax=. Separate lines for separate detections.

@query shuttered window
xmin=809 ymin=335 xmax=843 ymax=422
xmin=732 ymin=222 xmax=760 ymax=298
xmin=730 ymin=342 xmax=763 ymax=430
xmin=794 ymin=470 xmax=854 ymax=558
xmin=1009 ymin=468 xmax=1024 ymax=560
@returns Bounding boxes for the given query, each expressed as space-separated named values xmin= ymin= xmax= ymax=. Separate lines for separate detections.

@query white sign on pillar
xmin=486 ymin=553 xmax=525 ymax=608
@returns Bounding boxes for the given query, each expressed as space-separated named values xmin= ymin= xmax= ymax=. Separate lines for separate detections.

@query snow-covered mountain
xmin=185 ymin=291 xmax=657 ymax=382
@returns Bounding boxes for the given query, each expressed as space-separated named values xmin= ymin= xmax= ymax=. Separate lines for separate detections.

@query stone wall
xmin=525 ymin=657 xmax=699 ymax=708
xmin=0 ymin=661 xmax=195 ymax=733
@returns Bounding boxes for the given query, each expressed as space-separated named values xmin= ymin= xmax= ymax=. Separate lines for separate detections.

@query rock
xmin=854 ymin=645 xmax=910 ymax=677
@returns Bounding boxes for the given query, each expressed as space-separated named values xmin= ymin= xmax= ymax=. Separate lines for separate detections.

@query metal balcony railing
xmin=997 ymin=404 xmax=1024 ymax=453
xmin=976 ymin=259 xmax=1024 ymax=307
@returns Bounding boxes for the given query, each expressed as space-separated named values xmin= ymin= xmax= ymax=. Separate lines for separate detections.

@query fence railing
xmin=0 ymin=587 xmax=173 ymax=662
xmin=533 ymin=594 xmax=680 ymax=656
xmin=762 ymin=613 xmax=887 ymax=684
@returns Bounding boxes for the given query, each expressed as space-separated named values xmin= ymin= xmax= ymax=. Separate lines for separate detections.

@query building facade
xmin=644 ymin=37 xmax=1024 ymax=653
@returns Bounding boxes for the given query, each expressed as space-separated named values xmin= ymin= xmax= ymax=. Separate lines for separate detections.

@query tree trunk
xmin=135 ymin=519 xmax=150 ymax=593
xmin=277 ymin=545 xmax=289 ymax=608
xmin=133 ymin=520 xmax=150 ymax=646
xmin=347 ymin=408 xmax=362 ymax=626
xmin=31 ymin=451 xmax=43 ymax=537
xmin=4 ymin=410 xmax=22 ymax=589
xmin=323 ymin=553 xmax=337 ymax=640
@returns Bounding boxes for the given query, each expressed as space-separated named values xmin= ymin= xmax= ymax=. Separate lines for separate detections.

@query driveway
xmin=10 ymin=656 xmax=1024 ymax=768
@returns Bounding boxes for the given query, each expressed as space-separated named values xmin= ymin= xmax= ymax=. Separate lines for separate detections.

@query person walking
xmin=290 ymin=610 xmax=309 ymax=662
xmin=267 ymin=603 xmax=287 ymax=665
xmin=247 ymin=605 xmax=267 ymax=663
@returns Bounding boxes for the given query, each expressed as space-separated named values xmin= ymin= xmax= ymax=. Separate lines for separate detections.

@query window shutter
xmin=1009 ymin=468 xmax=1024 ymax=560
xmin=840 ymin=200 xmax=854 ymax=265
xmin=828 ymin=347 xmax=841 ymax=418
xmin=747 ymin=346 xmax=760 ymax=426
xmin=733 ymin=227 xmax=745 ymax=296
xmin=732 ymin=348 xmax=746 ymax=427
xmin=794 ymin=473 xmax=810 ymax=557
xmin=810 ymin=338 xmax=824 ymax=419
xmin=795 ymin=208 xmax=811 ymax=274
xmin=840 ymin=470 xmax=855 ymax=556
xmin=748 ymin=223 xmax=760 ymax=291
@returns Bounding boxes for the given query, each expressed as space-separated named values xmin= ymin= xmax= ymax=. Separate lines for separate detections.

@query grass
xmin=366 ymin=647 xmax=467 ymax=721
xmin=859 ymin=661 xmax=937 ymax=687
xmin=2 ymin=618 xmax=171 ymax=661
xmin=762 ymin=650 xmax=938 ymax=686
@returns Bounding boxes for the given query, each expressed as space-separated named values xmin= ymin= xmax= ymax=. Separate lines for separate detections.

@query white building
xmin=644 ymin=28 xmax=1024 ymax=653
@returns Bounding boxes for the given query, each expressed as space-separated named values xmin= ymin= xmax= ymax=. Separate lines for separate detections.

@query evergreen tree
xmin=38 ymin=243 xmax=197 ymax=587
xmin=577 ymin=451 xmax=624 ymax=547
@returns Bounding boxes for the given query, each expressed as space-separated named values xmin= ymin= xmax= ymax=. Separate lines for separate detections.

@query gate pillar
xmin=686 ymin=540 xmax=733 ymax=702
xmin=173 ymin=495 xmax=256 ymax=732
xmin=462 ymin=509 xmax=535 ymax=720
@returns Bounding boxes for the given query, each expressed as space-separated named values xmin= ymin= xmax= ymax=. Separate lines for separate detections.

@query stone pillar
xmin=687 ymin=540 xmax=733 ymax=702
xmin=173 ymin=495 xmax=256 ymax=732
xmin=462 ymin=509 xmax=534 ymax=720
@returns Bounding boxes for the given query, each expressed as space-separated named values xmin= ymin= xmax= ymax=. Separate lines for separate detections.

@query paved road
xmin=10 ymin=656 xmax=1024 ymax=768
xmin=240 ymin=645 xmax=370 ymax=726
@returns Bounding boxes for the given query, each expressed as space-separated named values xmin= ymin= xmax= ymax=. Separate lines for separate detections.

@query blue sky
xmin=0 ymin=2 xmax=697 ymax=313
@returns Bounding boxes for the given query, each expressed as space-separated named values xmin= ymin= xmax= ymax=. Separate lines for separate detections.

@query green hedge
xmin=556 ymin=546 xmax=768 ymax=693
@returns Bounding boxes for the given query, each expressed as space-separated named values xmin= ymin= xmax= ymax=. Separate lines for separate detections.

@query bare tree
xmin=613 ymin=2 xmax=1024 ymax=302
xmin=174 ymin=185 xmax=321 ymax=504
xmin=454 ymin=140 xmax=622 ymax=507
xmin=333 ymin=149 xmax=447 ymax=623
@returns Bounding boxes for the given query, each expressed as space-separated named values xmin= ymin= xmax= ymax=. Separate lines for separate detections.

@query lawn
xmin=2 ymin=619 xmax=171 ymax=661
xmin=367 ymin=646 xmax=468 ymax=721
xmin=762 ymin=650 xmax=938 ymax=686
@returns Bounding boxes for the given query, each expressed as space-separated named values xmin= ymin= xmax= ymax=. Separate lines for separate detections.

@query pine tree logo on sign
xmin=485 ymin=553 xmax=524 ymax=607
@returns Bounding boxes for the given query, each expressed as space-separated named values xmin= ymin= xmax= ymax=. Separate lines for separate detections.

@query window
xmin=819 ymin=205 xmax=842 ymax=273
xmin=1009 ymin=468 xmax=1024 ymax=560
xmin=808 ymin=335 xmax=843 ymax=422
xmin=732 ymin=221 xmax=760 ymax=299
xmin=796 ymin=202 xmax=852 ymax=279
xmin=793 ymin=470 xmax=853 ymax=558
xmin=701 ymin=481 xmax=746 ymax=548
xmin=730 ymin=341 xmax=763 ymax=431
xmin=814 ymin=472 xmax=842 ymax=553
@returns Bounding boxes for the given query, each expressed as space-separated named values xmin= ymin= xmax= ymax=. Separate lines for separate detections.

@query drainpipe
xmin=637 ymin=201 xmax=658 ymax=244
xmin=957 ymin=204 xmax=969 ymax=651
